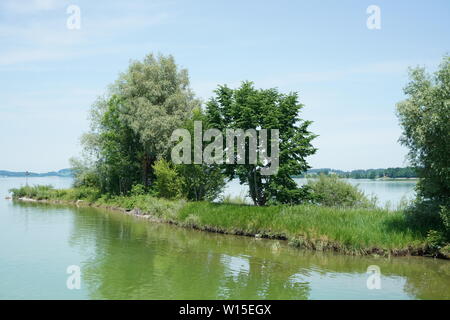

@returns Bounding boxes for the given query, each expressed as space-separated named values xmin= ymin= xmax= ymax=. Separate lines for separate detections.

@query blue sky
xmin=1 ymin=0 xmax=449 ymax=172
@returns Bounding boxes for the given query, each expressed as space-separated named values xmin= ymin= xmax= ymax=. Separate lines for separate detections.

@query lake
xmin=0 ymin=177 xmax=448 ymax=299
xmin=225 ymin=178 xmax=417 ymax=208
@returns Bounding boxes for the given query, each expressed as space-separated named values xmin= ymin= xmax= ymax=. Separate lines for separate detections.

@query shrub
xmin=130 ymin=184 xmax=146 ymax=196
xmin=307 ymin=174 xmax=377 ymax=208
xmin=60 ymin=187 xmax=101 ymax=202
xmin=153 ymin=159 xmax=184 ymax=199
xmin=176 ymin=164 xmax=226 ymax=202
xmin=10 ymin=185 xmax=55 ymax=200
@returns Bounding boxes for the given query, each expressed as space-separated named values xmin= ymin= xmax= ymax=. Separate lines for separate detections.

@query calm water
xmin=1 ymin=177 xmax=448 ymax=300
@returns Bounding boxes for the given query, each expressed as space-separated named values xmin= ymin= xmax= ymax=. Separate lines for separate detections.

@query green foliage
xmin=70 ymin=157 xmax=100 ymax=189
xmin=206 ymin=81 xmax=316 ymax=206
xmin=95 ymin=95 xmax=143 ymax=194
xmin=440 ymin=206 xmax=450 ymax=234
xmin=73 ymin=95 xmax=143 ymax=194
xmin=153 ymin=159 xmax=184 ymax=199
xmin=439 ymin=205 xmax=450 ymax=243
xmin=10 ymin=185 xmax=101 ymax=202
xmin=174 ymin=107 xmax=226 ymax=201
xmin=176 ymin=163 xmax=226 ymax=201
xmin=130 ymin=184 xmax=146 ymax=196
xmin=177 ymin=203 xmax=424 ymax=253
xmin=10 ymin=185 xmax=54 ymax=200
xmin=396 ymin=56 xmax=450 ymax=202
xmin=96 ymin=193 xmax=185 ymax=219
xmin=307 ymin=175 xmax=377 ymax=208
xmin=426 ymin=230 xmax=447 ymax=256
xmin=396 ymin=55 xmax=450 ymax=246
xmin=113 ymin=53 xmax=200 ymax=186
xmin=74 ymin=53 xmax=199 ymax=193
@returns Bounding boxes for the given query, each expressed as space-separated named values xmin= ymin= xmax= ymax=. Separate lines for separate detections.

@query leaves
xmin=205 ymin=81 xmax=317 ymax=205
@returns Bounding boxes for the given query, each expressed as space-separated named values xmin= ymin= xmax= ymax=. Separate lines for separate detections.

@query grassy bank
xmin=10 ymin=185 xmax=442 ymax=258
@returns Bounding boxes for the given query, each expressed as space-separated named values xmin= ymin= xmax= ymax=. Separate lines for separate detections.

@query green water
xmin=0 ymin=177 xmax=449 ymax=300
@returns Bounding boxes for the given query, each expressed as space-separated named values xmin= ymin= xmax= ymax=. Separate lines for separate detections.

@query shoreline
xmin=13 ymin=196 xmax=448 ymax=260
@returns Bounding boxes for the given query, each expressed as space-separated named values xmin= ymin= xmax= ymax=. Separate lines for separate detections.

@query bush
xmin=130 ymin=184 xmax=146 ymax=196
xmin=153 ymin=159 xmax=184 ymax=199
xmin=10 ymin=185 xmax=55 ymax=200
xmin=307 ymin=174 xmax=377 ymax=208
xmin=176 ymin=164 xmax=226 ymax=202
xmin=426 ymin=230 xmax=446 ymax=254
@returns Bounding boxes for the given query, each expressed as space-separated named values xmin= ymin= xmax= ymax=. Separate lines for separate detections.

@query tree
xmin=112 ymin=53 xmax=200 ymax=186
xmin=396 ymin=55 xmax=450 ymax=246
xmin=206 ymin=81 xmax=317 ymax=206
xmin=174 ymin=107 xmax=226 ymax=201
xmin=396 ymin=56 xmax=450 ymax=202
xmin=74 ymin=53 xmax=200 ymax=193
xmin=73 ymin=95 xmax=143 ymax=194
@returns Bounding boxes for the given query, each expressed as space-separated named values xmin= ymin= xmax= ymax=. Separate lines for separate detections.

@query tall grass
xmin=10 ymin=185 xmax=428 ymax=256
xmin=179 ymin=202 xmax=424 ymax=253
xmin=9 ymin=185 xmax=101 ymax=202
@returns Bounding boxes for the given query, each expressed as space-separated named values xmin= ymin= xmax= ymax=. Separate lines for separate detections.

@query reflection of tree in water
xmin=401 ymin=261 xmax=450 ymax=300
xmin=67 ymin=207 xmax=311 ymax=299
xmin=28 ymin=202 xmax=449 ymax=300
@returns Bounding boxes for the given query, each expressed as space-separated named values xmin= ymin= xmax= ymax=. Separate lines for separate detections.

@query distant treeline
xmin=295 ymin=167 xmax=417 ymax=179
xmin=0 ymin=169 xmax=72 ymax=178
xmin=1 ymin=167 xmax=417 ymax=179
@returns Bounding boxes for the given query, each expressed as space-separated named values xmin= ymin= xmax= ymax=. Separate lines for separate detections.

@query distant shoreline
xmin=0 ymin=169 xmax=72 ymax=178
xmin=1 ymin=167 xmax=418 ymax=180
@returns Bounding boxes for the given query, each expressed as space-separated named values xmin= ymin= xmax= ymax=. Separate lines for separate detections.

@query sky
xmin=0 ymin=0 xmax=449 ymax=172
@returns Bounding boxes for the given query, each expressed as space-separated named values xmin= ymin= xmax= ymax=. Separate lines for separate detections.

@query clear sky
xmin=1 ymin=0 xmax=449 ymax=172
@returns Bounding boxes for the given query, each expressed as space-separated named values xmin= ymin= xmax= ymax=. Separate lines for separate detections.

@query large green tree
xmin=74 ymin=53 xmax=199 ymax=192
xmin=72 ymin=95 xmax=143 ymax=194
xmin=112 ymin=53 xmax=200 ymax=186
xmin=206 ymin=81 xmax=317 ymax=206
xmin=397 ymin=56 xmax=450 ymax=202
xmin=396 ymin=55 xmax=450 ymax=244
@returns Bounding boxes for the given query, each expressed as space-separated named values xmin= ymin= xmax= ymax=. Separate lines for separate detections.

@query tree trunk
xmin=142 ymin=153 xmax=155 ymax=187
xmin=248 ymin=167 xmax=266 ymax=206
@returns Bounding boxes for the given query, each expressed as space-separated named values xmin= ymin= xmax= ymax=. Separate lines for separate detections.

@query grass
xmin=10 ymin=185 xmax=431 ymax=257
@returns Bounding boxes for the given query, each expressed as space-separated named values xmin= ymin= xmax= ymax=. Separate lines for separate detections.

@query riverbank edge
xmin=13 ymin=196 xmax=448 ymax=260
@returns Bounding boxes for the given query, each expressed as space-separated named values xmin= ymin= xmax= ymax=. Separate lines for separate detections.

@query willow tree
xmin=397 ymin=56 xmax=450 ymax=203
xmin=74 ymin=53 xmax=199 ymax=192
xmin=111 ymin=53 xmax=200 ymax=186
xmin=396 ymin=55 xmax=450 ymax=245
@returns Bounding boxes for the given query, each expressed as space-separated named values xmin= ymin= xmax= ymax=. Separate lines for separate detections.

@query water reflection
xmin=11 ymin=201 xmax=450 ymax=300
